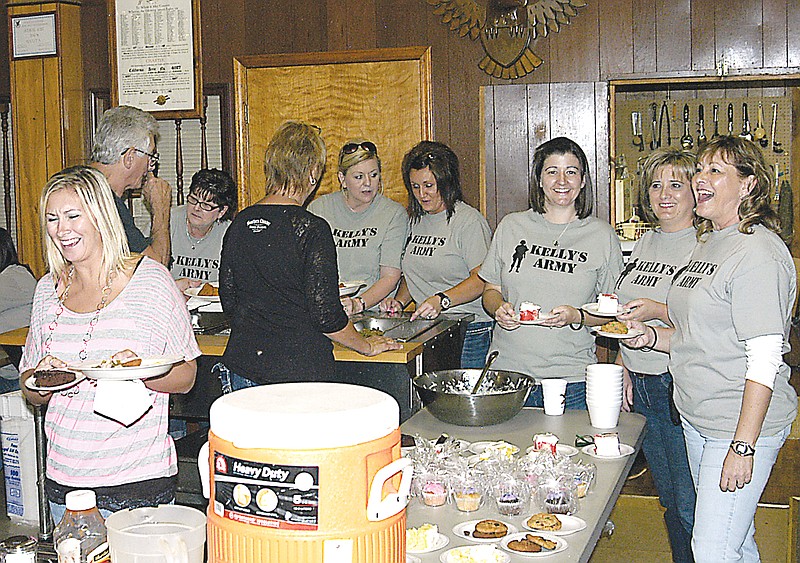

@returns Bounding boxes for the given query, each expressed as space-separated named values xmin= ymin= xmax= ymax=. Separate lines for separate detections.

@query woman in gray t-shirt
xmin=481 ymin=137 xmax=623 ymax=409
xmin=626 ymin=136 xmax=797 ymax=561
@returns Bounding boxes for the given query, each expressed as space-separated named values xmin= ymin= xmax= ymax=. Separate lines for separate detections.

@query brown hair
xmin=263 ymin=121 xmax=326 ymax=200
xmin=529 ymin=137 xmax=593 ymax=219
xmin=695 ymin=136 xmax=779 ymax=238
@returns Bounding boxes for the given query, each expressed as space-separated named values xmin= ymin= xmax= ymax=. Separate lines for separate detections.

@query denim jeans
xmin=50 ymin=502 xmax=113 ymax=527
xmin=525 ymin=381 xmax=586 ymax=410
xmin=460 ymin=321 xmax=493 ymax=369
xmin=682 ymin=419 xmax=790 ymax=562
xmin=632 ymin=371 xmax=695 ymax=563
xmin=214 ymin=362 xmax=259 ymax=394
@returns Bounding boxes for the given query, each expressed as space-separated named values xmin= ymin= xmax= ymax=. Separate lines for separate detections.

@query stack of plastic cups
xmin=585 ymin=364 xmax=624 ymax=428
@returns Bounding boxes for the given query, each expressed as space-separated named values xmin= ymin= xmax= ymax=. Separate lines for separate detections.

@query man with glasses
xmin=90 ymin=105 xmax=172 ymax=266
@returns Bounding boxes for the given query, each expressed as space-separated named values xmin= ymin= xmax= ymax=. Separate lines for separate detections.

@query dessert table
xmin=402 ymin=408 xmax=646 ymax=563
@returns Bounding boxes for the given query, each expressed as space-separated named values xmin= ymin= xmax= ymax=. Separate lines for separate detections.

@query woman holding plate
xmin=308 ymin=139 xmax=407 ymax=315
xmin=480 ymin=137 xmax=623 ymax=409
xmin=19 ymin=165 xmax=200 ymax=523
xmin=614 ymin=147 xmax=697 ymax=563
xmin=625 ymin=136 xmax=797 ymax=561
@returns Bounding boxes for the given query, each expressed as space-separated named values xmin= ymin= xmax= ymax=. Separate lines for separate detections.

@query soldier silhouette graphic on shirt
xmin=509 ymin=240 xmax=528 ymax=273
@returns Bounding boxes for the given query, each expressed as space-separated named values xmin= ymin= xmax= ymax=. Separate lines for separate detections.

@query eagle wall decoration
xmin=426 ymin=0 xmax=588 ymax=79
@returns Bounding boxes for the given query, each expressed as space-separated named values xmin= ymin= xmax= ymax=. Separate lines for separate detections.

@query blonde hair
xmin=338 ymin=138 xmax=382 ymax=176
xmin=40 ymin=166 xmax=135 ymax=281
xmin=263 ymin=121 xmax=326 ymax=199
xmin=637 ymin=147 xmax=697 ymax=225
xmin=695 ymin=136 xmax=780 ymax=239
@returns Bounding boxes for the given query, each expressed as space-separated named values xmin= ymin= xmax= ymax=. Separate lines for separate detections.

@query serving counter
xmin=403 ymin=408 xmax=646 ymax=563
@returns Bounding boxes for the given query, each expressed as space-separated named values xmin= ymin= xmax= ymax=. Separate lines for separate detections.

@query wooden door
xmin=234 ymin=47 xmax=432 ymax=209
xmin=482 ymin=82 xmax=609 ymax=228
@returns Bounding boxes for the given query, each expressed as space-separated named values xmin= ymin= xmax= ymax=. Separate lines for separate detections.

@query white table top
xmin=401 ymin=408 xmax=647 ymax=563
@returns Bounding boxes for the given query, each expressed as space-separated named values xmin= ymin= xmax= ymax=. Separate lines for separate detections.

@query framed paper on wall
xmin=107 ymin=0 xmax=203 ymax=119
xmin=10 ymin=12 xmax=58 ymax=59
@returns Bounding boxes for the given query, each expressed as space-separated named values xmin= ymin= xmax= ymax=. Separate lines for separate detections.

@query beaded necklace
xmin=44 ymin=265 xmax=116 ymax=361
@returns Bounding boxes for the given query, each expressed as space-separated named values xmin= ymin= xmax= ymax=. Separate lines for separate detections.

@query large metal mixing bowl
xmin=412 ymin=369 xmax=536 ymax=426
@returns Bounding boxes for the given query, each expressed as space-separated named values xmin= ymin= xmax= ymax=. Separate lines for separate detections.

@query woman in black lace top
xmin=217 ymin=122 xmax=400 ymax=390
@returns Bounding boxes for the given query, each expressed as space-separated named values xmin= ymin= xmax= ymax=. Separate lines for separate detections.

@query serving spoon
xmin=471 ymin=350 xmax=499 ymax=395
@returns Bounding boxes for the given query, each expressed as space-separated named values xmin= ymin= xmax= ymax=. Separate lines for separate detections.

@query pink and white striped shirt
xmin=21 ymin=258 xmax=201 ymax=488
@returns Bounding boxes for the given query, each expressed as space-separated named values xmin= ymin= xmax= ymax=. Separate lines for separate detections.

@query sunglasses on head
xmin=342 ymin=141 xmax=378 ymax=155
xmin=411 ymin=152 xmax=437 ymax=169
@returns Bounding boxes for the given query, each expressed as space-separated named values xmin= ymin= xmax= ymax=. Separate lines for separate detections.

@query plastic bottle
xmin=53 ymin=490 xmax=110 ymax=563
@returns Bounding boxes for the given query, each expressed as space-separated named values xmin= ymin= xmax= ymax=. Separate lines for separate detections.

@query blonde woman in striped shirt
xmin=20 ymin=165 xmax=200 ymax=524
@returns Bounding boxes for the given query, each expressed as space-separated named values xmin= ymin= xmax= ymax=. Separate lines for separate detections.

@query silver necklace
xmin=186 ymin=220 xmax=214 ymax=251
xmin=44 ymin=265 xmax=116 ymax=361
xmin=552 ymin=221 xmax=571 ymax=247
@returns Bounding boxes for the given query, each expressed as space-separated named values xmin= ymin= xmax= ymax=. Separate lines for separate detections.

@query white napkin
xmin=93 ymin=380 xmax=155 ymax=426
xmin=198 ymin=301 xmax=223 ymax=313
xmin=186 ymin=296 xmax=208 ymax=310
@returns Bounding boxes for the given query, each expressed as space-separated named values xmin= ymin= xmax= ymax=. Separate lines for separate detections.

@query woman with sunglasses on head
xmin=308 ymin=139 xmax=408 ymax=315
xmin=614 ymin=148 xmax=698 ymax=563
xmin=217 ymin=122 xmax=400 ymax=391
xmin=170 ymin=168 xmax=237 ymax=292
xmin=380 ymin=141 xmax=493 ymax=368
xmin=480 ymin=137 xmax=624 ymax=409
xmin=624 ymin=136 xmax=797 ymax=562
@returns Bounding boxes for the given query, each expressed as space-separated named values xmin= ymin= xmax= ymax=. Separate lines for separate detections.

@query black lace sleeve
xmin=295 ymin=213 xmax=349 ymax=334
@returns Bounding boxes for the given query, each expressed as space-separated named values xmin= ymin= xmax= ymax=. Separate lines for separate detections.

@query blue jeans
xmin=460 ymin=321 xmax=493 ymax=369
xmin=50 ymin=502 xmax=113 ymax=527
xmin=632 ymin=371 xmax=695 ymax=563
xmin=214 ymin=363 xmax=258 ymax=394
xmin=682 ymin=420 xmax=790 ymax=562
xmin=525 ymin=381 xmax=586 ymax=410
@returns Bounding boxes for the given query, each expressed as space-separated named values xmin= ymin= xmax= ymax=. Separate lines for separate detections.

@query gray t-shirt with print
xmin=308 ymin=191 xmax=408 ymax=293
xmin=401 ymin=200 xmax=492 ymax=322
xmin=668 ymin=224 xmax=797 ymax=439
xmin=616 ymin=227 xmax=696 ymax=375
xmin=169 ymin=205 xmax=229 ymax=282
xmin=480 ymin=210 xmax=624 ymax=382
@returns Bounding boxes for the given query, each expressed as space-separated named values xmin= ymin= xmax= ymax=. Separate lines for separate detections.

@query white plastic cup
xmin=585 ymin=363 xmax=624 ymax=380
xmin=587 ymin=402 xmax=621 ymax=429
xmin=541 ymin=379 xmax=567 ymax=416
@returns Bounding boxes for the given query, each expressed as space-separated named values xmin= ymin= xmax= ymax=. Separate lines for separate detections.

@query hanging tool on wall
xmin=712 ymin=104 xmax=720 ymax=139
xmin=680 ymin=104 xmax=693 ymax=149
xmin=727 ymin=103 xmax=734 ymax=135
xmin=697 ymin=104 xmax=707 ymax=146
xmin=739 ymin=103 xmax=752 ymax=141
xmin=658 ymin=100 xmax=670 ymax=146
xmin=754 ymin=102 xmax=767 ymax=147
xmin=632 ymin=111 xmax=644 ymax=151
xmin=771 ymin=102 xmax=783 ymax=154
xmin=773 ymin=163 xmax=781 ymax=203
xmin=649 ymin=103 xmax=658 ymax=150
xmin=779 ymin=171 xmax=793 ymax=242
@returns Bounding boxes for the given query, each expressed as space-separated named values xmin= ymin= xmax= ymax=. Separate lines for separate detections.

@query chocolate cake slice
xmin=34 ymin=370 xmax=76 ymax=388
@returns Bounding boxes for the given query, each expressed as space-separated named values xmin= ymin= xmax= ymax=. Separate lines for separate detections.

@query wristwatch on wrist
xmin=730 ymin=440 xmax=755 ymax=457
xmin=436 ymin=292 xmax=452 ymax=310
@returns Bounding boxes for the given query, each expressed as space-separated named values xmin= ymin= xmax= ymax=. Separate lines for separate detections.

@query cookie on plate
xmin=472 ymin=519 xmax=508 ymax=539
xmin=528 ymin=535 xmax=558 ymax=550
xmin=526 ymin=512 xmax=562 ymax=531
xmin=507 ymin=538 xmax=542 ymax=553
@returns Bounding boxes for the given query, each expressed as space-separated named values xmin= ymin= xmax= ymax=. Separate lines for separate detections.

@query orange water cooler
xmin=198 ymin=382 xmax=413 ymax=562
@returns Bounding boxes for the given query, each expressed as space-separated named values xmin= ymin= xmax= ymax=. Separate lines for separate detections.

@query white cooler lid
xmin=210 ymin=382 xmax=400 ymax=449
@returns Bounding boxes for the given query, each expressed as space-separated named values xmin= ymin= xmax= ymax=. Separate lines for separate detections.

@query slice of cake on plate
xmin=596 ymin=293 xmax=619 ymax=314
xmin=594 ymin=432 xmax=621 ymax=456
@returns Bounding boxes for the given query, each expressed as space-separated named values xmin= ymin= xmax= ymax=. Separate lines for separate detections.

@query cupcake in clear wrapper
xmin=537 ymin=478 xmax=579 ymax=515
xmin=418 ymin=473 xmax=448 ymax=507
xmin=450 ymin=475 xmax=484 ymax=512
xmin=492 ymin=479 xmax=531 ymax=516
xmin=573 ymin=462 xmax=596 ymax=498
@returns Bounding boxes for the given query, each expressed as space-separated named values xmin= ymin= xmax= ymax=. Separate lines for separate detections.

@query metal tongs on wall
xmin=658 ymin=100 xmax=670 ymax=147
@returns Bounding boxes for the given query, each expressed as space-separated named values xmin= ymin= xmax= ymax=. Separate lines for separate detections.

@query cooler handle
xmin=367 ymin=457 xmax=413 ymax=521
xmin=198 ymin=441 xmax=210 ymax=498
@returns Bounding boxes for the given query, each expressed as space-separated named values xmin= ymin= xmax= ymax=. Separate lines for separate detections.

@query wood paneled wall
xmin=0 ymin=0 xmax=798 ymax=212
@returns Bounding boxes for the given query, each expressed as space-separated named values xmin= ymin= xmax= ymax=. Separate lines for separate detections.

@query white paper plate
xmin=26 ymin=371 xmax=84 ymax=392
xmin=468 ymin=441 xmax=520 ymax=456
xmin=70 ymin=355 xmax=184 ymax=381
xmin=407 ymin=532 xmax=450 ymax=554
xmin=581 ymin=303 xmax=625 ymax=317
xmin=581 ymin=443 xmax=635 ymax=459
xmin=339 ymin=281 xmax=365 ymax=297
xmin=452 ymin=520 xmax=518 ymax=543
xmin=590 ymin=327 xmax=644 ymax=339
xmin=184 ymin=285 xmax=220 ymax=302
xmin=525 ymin=444 xmax=579 ymax=457
xmin=500 ymin=532 xmax=568 ymax=557
xmin=407 ymin=556 xmax=421 ymax=563
xmin=522 ymin=514 xmax=587 ymax=536
xmin=519 ymin=313 xmax=558 ymax=326
xmin=439 ymin=546 xmax=510 ymax=563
